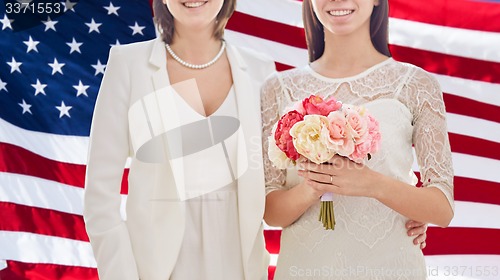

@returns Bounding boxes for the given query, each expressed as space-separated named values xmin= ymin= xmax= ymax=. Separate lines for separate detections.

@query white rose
xmin=290 ymin=115 xmax=335 ymax=164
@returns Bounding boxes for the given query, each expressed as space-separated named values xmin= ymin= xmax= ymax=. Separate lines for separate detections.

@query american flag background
xmin=0 ymin=0 xmax=499 ymax=279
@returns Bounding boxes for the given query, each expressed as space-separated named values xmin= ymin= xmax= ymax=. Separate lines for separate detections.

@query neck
xmin=169 ymin=23 xmax=223 ymax=64
xmin=316 ymin=28 xmax=387 ymax=75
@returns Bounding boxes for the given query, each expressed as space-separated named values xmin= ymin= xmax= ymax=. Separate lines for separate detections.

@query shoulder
xmin=112 ymin=37 xmax=157 ymax=53
xmin=105 ymin=38 xmax=162 ymax=73
xmin=391 ymin=59 xmax=440 ymax=88
xmin=263 ymin=66 xmax=308 ymax=88
xmin=229 ymin=43 xmax=274 ymax=65
xmin=278 ymin=67 xmax=309 ymax=80
xmin=108 ymin=38 xmax=158 ymax=60
xmin=392 ymin=60 xmax=445 ymax=116
xmin=227 ymin=43 xmax=276 ymax=80
xmin=261 ymin=67 xmax=308 ymax=98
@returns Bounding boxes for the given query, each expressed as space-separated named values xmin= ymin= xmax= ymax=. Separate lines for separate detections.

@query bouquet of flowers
xmin=268 ymin=95 xmax=381 ymax=230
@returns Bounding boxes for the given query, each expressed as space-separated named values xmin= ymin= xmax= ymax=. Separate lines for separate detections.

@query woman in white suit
xmin=83 ymin=0 xmax=275 ymax=279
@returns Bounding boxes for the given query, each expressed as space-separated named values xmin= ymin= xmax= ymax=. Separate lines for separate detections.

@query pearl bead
xmin=165 ymin=40 xmax=226 ymax=70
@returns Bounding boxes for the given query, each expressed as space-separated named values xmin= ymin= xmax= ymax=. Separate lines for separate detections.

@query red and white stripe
xmin=0 ymin=0 xmax=499 ymax=279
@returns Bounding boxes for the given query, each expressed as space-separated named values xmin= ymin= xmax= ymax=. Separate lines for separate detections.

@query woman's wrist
xmin=369 ymin=171 xmax=392 ymax=200
xmin=295 ymin=181 xmax=321 ymax=206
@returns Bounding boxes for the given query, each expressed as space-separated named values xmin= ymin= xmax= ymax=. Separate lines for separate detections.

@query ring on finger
xmin=330 ymin=175 xmax=333 ymax=184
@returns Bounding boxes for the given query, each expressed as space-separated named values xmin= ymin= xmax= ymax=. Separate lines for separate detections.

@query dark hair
xmin=153 ymin=0 xmax=237 ymax=44
xmin=302 ymin=0 xmax=391 ymax=62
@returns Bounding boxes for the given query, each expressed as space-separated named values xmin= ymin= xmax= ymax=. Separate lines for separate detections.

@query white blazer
xmin=83 ymin=37 xmax=276 ymax=280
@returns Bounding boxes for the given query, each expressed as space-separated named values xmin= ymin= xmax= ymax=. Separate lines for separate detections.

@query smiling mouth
xmin=328 ymin=10 xmax=354 ymax=16
xmin=183 ymin=1 xmax=207 ymax=8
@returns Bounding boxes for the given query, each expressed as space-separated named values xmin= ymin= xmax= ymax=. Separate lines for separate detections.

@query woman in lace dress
xmin=261 ymin=0 xmax=454 ymax=279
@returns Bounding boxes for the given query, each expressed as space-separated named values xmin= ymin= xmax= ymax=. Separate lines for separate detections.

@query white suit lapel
xmin=145 ymin=37 xmax=185 ymax=278
xmin=150 ymin=38 xmax=169 ymax=97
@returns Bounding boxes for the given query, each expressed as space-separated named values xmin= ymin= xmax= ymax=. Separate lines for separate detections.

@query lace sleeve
xmin=261 ymin=73 xmax=288 ymax=195
xmin=406 ymin=68 xmax=455 ymax=211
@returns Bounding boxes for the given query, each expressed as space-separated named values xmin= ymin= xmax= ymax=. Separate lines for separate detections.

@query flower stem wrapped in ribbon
xmin=268 ymin=95 xmax=381 ymax=230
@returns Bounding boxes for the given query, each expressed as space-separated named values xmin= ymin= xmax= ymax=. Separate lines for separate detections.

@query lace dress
xmin=261 ymin=58 xmax=454 ymax=280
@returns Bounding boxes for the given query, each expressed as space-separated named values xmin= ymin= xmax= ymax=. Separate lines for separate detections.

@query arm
xmin=260 ymin=74 xmax=324 ymax=227
xmin=375 ymin=69 xmax=454 ymax=227
xmin=373 ymin=174 xmax=453 ymax=227
xmin=265 ymin=183 xmax=320 ymax=228
xmin=83 ymin=46 xmax=139 ymax=280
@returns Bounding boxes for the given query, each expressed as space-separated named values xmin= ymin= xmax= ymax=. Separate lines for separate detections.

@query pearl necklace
xmin=165 ymin=40 xmax=226 ymax=69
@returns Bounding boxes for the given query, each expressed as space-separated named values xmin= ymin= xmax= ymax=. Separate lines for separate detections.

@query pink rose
xmin=302 ymin=95 xmax=342 ymax=116
xmin=350 ymin=140 xmax=372 ymax=163
xmin=344 ymin=105 xmax=369 ymax=144
xmin=367 ymin=115 xmax=381 ymax=153
xmin=350 ymin=133 xmax=381 ymax=163
xmin=324 ymin=111 xmax=355 ymax=156
xmin=274 ymin=110 xmax=304 ymax=161
xmin=348 ymin=112 xmax=382 ymax=162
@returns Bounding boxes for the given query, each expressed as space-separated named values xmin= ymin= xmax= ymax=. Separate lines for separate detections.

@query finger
xmin=407 ymin=224 xmax=428 ymax=237
xmin=303 ymin=162 xmax=325 ymax=173
xmin=413 ymin=232 xmax=427 ymax=245
xmin=307 ymin=179 xmax=343 ymax=195
xmin=420 ymin=241 xmax=426 ymax=249
xmin=305 ymin=170 xmax=334 ymax=185
xmin=305 ymin=161 xmax=340 ymax=173
xmin=298 ymin=168 xmax=324 ymax=176
xmin=297 ymin=169 xmax=307 ymax=178
xmin=406 ymin=220 xmax=425 ymax=229
xmin=305 ymin=179 xmax=327 ymax=193
xmin=300 ymin=164 xmax=334 ymax=179
xmin=405 ymin=220 xmax=421 ymax=229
